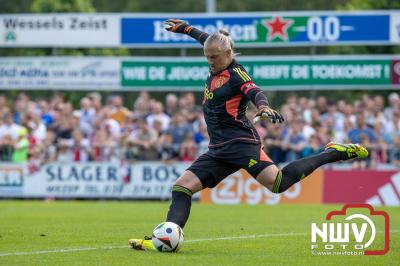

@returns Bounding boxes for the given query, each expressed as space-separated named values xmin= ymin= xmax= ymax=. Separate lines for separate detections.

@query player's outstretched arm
xmin=164 ymin=19 xmax=209 ymax=45
xmin=238 ymin=81 xmax=284 ymax=124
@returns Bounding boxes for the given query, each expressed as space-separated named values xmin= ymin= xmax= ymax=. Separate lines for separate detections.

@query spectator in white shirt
xmin=147 ymin=101 xmax=170 ymax=131
xmin=78 ymin=97 xmax=96 ymax=137
xmin=0 ymin=112 xmax=20 ymax=141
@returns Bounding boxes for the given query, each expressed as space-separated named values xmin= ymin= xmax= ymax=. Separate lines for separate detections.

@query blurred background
xmin=0 ymin=0 xmax=399 ymax=206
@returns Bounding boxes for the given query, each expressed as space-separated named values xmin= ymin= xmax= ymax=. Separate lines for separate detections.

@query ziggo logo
xmin=210 ymin=171 xmax=301 ymax=205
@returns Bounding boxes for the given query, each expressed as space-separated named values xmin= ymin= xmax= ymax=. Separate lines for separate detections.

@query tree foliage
xmin=339 ymin=0 xmax=400 ymax=10
xmin=0 ymin=0 xmax=32 ymax=13
xmin=217 ymin=0 xmax=349 ymax=12
xmin=31 ymin=0 xmax=95 ymax=13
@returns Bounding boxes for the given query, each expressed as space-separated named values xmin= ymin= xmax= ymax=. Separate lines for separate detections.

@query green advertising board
xmin=0 ymin=56 xmax=398 ymax=91
xmin=121 ymin=60 xmax=208 ymax=88
xmin=121 ymin=56 xmax=399 ymax=90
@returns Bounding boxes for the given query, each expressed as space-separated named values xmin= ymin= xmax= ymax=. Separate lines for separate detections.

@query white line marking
xmin=0 ymin=232 xmax=307 ymax=257
xmin=0 ymin=230 xmax=398 ymax=257
xmin=186 ymin=232 xmax=307 ymax=243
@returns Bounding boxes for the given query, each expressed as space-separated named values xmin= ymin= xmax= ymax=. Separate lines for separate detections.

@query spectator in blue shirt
xmin=348 ymin=114 xmax=377 ymax=143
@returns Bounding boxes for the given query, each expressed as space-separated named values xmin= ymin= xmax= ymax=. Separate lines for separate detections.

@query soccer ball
xmin=152 ymin=222 xmax=184 ymax=252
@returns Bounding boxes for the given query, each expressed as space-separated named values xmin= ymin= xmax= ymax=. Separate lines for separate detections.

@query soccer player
xmin=129 ymin=19 xmax=368 ymax=251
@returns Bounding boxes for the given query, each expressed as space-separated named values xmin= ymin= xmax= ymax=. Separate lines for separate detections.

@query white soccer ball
xmin=152 ymin=222 xmax=184 ymax=252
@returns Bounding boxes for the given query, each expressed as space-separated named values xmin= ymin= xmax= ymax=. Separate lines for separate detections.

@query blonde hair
xmin=204 ymin=29 xmax=234 ymax=55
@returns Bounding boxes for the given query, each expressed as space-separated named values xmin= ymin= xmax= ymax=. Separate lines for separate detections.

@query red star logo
xmin=263 ymin=17 xmax=293 ymax=41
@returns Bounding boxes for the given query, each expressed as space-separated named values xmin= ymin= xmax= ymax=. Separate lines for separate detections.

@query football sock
xmin=166 ymin=185 xmax=193 ymax=228
xmin=272 ymin=149 xmax=344 ymax=193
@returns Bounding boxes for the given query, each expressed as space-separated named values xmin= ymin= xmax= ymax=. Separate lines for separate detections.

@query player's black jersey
xmin=202 ymin=59 xmax=262 ymax=148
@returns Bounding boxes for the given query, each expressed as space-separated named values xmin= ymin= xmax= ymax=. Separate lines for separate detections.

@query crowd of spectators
xmin=261 ymin=93 xmax=400 ymax=169
xmin=0 ymin=91 xmax=399 ymax=169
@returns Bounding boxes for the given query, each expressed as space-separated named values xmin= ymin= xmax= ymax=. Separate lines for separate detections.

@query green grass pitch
xmin=0 ymin=201 xmax=398 ymax=265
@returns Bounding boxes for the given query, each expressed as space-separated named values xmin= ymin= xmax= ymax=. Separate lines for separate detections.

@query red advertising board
xmin=323 ymin=170 xmax=400 ymax=206
xmin=392 ymin=59 xmax=400 ymax=85
xmin=200 ymin=169 xmax=400 ymax=206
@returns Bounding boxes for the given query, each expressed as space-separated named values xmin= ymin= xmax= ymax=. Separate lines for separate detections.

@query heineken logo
xmin=262 ymin=17 xmax=294 ymax=41
xmin=153 ymin=20 xmax=257 ymax=42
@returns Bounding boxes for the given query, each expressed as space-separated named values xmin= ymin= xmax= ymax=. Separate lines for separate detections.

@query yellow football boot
xmin=128 ymin=236 xmax=156 ymax=251
xmin=325 ymin=142 xmax=368 ymax=160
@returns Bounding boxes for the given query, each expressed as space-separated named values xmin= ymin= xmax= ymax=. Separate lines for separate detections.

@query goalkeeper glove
xmin=254 ymin=105 xmax=285 ymax=124
xmin=164 ymin=19 xmax=193 ymax=34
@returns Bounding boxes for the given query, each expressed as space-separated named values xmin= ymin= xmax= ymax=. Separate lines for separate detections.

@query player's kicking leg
xmin=129 ymin=170 xmax=202 ymax=251
xmin=256 ymin=142 xmax=368 ymax=193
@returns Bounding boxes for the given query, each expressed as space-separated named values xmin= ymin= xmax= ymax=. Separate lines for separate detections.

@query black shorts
xmin=187 ymin=142 xmax=274 ymax=188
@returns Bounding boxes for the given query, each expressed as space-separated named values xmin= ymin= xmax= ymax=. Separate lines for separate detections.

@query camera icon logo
xmin=311 ymin=204 xmax=390 ymax=256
